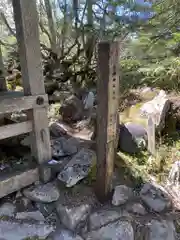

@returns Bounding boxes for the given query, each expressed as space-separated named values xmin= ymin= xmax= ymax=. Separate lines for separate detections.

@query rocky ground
xmin=1 ymin=87 xmax=180 ymax=239
xmin=0 ymin=173 xmax=180 ymax=239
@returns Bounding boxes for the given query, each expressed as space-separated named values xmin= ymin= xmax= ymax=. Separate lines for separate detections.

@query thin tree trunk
xmin=86 ymin=0 xmax=94 ymax=65
xmin=44 ymin=0 xmax=57 ymax=52
xmin=60 ymin=0 xmax=68 ymax=57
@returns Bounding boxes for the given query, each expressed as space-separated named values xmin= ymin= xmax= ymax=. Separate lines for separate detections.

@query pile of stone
xmin=0 ymin=175 xmax=178 ymax=239
xmin=0 ymin=114 xmax=178 ymax=239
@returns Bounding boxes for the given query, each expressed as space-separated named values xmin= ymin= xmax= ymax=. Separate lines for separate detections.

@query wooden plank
xmin=95 ymin=41 xmax=120 ymax=202
xmin=0 ymin=44 xmax=7 ymax=91
xmin=0 ymin=94 xmax=48 ymax=114
xmin=0 ymin=121 xmax=32 ymax=140
xmin=12 ymin=0 xmax=51 ymax=183
xmin=0 ymin=91 xmax=24 ymax=99
xmin=147 ymin=116 xmax=156 ymax=155
xmin=0 ymin=168 xmax=39 ymax=198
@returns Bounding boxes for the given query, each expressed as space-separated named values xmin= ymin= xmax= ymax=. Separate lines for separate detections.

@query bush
xmin=120 ymin=59 xmax=144 ymax=91
xmin=120 ymin=57 xmax=180 ymax=91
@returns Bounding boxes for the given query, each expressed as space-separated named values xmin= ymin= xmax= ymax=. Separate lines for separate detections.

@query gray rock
xmin=16 ymin=211 xmax=45 ymax=221
xmin=56 ymin=185 xmax=96 ymax=231
xmin=89 ymin=208 xmax=130 ymax=230
xmin=23 ymin=182 xmax=60 ymax=203
xmin=51 ymin=137 xmax=78 ymax=158
xmin=60 ymin=95 xmax=84 ymax=123
xmin=140 ymin=183 xmax=171 ymax=212
xmin=56 ymin=203 xmax=91 ymax=231
xmin=46 ymin=212 xmax=60 ymax=226
xmin=15 ymin=197 xmax=34 ymax=212
xmin=58 ymin=148 xmax=96 ymax=187
xmin=0 ymin=202 xmax=16 ymax=217
xmin=127 ymin=203 xmax=147 ymax=215
xmin=140 ymin=90 xmax=170 ymax=131
xmin=47 ymin=229 xmax=83 ymax=240
xmin=0 ymin=219 xmax=54 ymax=240
xmin=35 ymin=202 xmax=56 ymax=217
xmin=85 ymin=220 xmax=134 ymax=240
xmin=49 ymin=121 xmax=67 ymax=137
xmin=112 ymin=185 xmax=133 ymax=206
xmin=118 ymin=123 xmax=147 ymax=154
xmin=147 ymin=219 xmax=175 ymax=240
xmin=45 ymin=157 xmax=71 ymax=181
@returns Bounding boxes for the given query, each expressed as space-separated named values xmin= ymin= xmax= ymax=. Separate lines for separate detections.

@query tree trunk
xmin=44 ymin=0 xmax=57 ymax=52
xmin=60 ymin=0 xmax=68 ymax=57
xmin=85 ymin=0 xmax=94 ymax=66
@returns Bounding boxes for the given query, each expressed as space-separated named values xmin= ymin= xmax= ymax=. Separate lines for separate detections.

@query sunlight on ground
xmin=120 ymin=102 xmax=147 ymax=127
xmin=116 ymin=133 xmax=180 ymax=187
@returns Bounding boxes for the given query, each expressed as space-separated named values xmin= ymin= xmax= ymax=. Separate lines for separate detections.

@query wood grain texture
xmin=0 ymin=45 xmax=7 ymax=91
xmin=12 ymin=0 xmax=51 ymax=182
xmin=0 ymin=93 xmax=48 ymax=114
xmin=0 ymin=121 xmax=32 ymax=140
xmin=95 ymin=41 xmax=120 ymax=202
xmin=0 ymin=168 xmax=39 ymax=198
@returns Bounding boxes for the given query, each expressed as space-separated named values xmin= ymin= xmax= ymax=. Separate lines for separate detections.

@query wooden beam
xmin=0 ymin=44 xmax=7 ymax=91
xmin=95 ymin=41 xmax=120 ymax=202
xmin=0 ymin=121 xmax=32 ymax=140
xmin=0 ymin=168 xmax=39 ymax=199
xmin=0 ymin=94 xmax=48 ymax=114
xmin=147 ymin=116 xmax=156 ymax=155
xmin=12 ymin=0 xmax=51 ymax=183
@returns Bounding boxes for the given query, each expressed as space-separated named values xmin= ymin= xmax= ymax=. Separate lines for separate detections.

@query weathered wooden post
xmin=147 ymin=116 xmax=156 ymax=155
xmin=12 ymin=0 xmax=52 ymax=182
xmin=95 ymin=41 xmax=120 ymax=202
xmin=0 ymin=44 xmax=7 ymax=91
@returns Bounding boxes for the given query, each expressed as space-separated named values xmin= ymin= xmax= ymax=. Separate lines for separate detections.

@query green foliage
xmin=120 ymin=0 xmax=180 ymax=92
xmin=120 ymin=59 xmax=144 ymax=91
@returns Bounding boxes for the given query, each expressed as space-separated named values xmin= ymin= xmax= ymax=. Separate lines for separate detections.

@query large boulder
xmin=59 ymin=95 xmax=84 ymax=123
xmin=118 ymin=122 xmax=147 ymax=154
xmin=163 ymin=96 xmax=180 ymax=134
xmin=140 ymin=90 xmax=170 ymax=131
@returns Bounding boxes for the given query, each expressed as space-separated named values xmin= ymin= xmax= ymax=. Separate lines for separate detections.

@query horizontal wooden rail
xmin=0 ymin=167 xmax=39 ymax=198
xmin=0 ymin=92 xmax=48 ymax=114
xmin=0 ymin=121 xmax=32 ymax=140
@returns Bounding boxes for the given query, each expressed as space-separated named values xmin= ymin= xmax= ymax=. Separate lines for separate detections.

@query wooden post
xmin=95 ymin=41 xmax=120 ymax=202
xmin=0 ymin=44 xmax=7 ymax=91
xmin=12 ymin=0 xmax=52 ymax=182
xmin=147 ymin=116 xmax=156 ymax=155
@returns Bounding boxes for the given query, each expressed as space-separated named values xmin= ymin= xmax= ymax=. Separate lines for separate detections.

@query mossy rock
xmin=120 ymin=102 xmax=147 ymax=127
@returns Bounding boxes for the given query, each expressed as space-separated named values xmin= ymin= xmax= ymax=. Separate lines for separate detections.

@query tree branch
xmin=0 ymin=11 xmax=16 ymax=37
